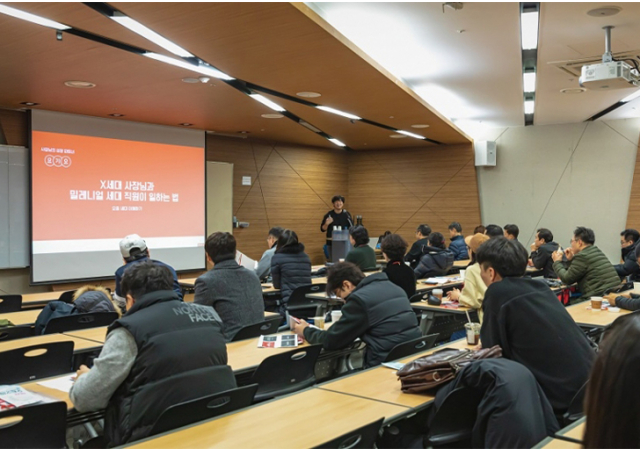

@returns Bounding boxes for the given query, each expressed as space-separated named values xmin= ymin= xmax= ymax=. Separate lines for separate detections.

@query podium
xmin=330 ymin=229 xmax=352 ymax=263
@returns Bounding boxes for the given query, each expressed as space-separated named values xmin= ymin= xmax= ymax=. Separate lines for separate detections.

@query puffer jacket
xmin=530 ymin=241 xmax=560 ymax=278
xmin=614 ymin=241 xmax=640 ymax=281
xmin=414 ymin=246 xmax=455 ymax=279
xmin=449 ymin=235 xmax=469 ymax=260
xmin=553 ymin=245 xmax=621 ymax=300
xmin=270 ymin=243 xmax=312 ymax=305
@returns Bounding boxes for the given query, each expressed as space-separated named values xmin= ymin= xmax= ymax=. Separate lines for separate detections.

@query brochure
xmin=0 ymin=385 xmax=45 ymax=410
xmin=257 ymin=334 xmax=302 ymax=348
xmin=236 ymin=251 xmax=257 ymax=270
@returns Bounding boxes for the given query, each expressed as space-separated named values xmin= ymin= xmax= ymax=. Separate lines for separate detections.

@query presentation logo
xmin=44 ymin=154 xmax=72 ymax=168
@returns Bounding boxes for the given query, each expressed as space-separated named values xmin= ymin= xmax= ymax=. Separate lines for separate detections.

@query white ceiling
xmin=308 ymin=2 xmax=640 ymax=136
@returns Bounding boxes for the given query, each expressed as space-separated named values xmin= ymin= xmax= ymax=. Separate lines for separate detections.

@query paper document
xmin=381 ymin=362 xmax=405 ymax=370
xmin=422 ymin=277 xmax=451 ymax=284
xmin=236 ymin=251 xmax=257 ymax=270
xmin=0 ymin=385 xmax=45 ymax=410
xmin=37 ymin=375 xmax=75 ymax=393
xmin=257 ymin=334 xmax=302 ymax=348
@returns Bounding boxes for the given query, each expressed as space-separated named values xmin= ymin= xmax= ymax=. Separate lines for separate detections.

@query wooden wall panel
xmin=626 ymin=140 xmax=640 ymax=231
xmin=0 ymin=109 xmax=28 ymax=147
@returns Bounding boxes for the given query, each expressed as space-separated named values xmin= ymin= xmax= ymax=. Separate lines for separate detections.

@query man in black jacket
xmin=528 ymin=228 xmax=560 ymax=278
xmin=291 ymin=262 xmax=421 ymax=368
xmin=614 ymin=229 xmax=640 ymax=281
xmin=405 ymin=224 xmax=432 ymax=268
xmin=477 ymin=237 xmax=595 ymax=413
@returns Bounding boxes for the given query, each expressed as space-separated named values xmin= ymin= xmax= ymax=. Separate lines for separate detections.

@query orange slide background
xmin=32 ymin=131 xmax=204 ymax=241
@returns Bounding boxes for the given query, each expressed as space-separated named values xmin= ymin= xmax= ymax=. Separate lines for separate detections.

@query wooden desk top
xmin=128 ymin=388 xmax=409 ymax=449
xmin=538 ymin=418 xmax=584 ymax=449
xmin=0 ymin=333 xmax=102 ymax=353
xmin=63 ymin=327 xmax=108 ymax=344
xmin=21 ymin=374 xmax=74 ymax=410
xmin=1 ymin=309 xmax=41 ymax=326
xmin=226 ymin=332 xmax=310 ymax=372
xmin=178 ymin=277 xmax=198 ymax=288
xmin=453 ymin=259 xmax=470 ymax=268
xmin=416 ymin=275 xmax=464 ymax=292
xmin=21 ymin=291 xmax=64 ymax=305
xmin=566 ymin=301 xmax=631 ymax=327
xmin=411 ymin=302 xmax=472 ymax=314
xmin=318 ymin=339 xmax=473 ymax=409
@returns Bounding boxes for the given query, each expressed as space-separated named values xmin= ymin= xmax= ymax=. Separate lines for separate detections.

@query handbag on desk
xmin=396 ymin=345 xmax=502 ymax=393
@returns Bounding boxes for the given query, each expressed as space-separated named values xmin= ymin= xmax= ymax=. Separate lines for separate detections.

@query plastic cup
xmin=459 ymin=269 xmax=466 ymax=279
xmin=313 ymin=316 xmax=326 ymax=329
xmin=433 ymin=289 xmax=443 ymax=300
xmin=591 ymin=297 xmax=603 ymax=311
xmin=330 ymin=310 xmax=342 ymax=323
xmin=465 ymin=322 xmax=481 ymax=345
xmin=634 ymin=282 xmax=640 ymax=293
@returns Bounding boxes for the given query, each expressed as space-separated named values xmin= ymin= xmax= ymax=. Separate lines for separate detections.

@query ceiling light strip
xmin=520 ymin=2 xmax=540 ymax=126
xmin=144 ymin=52 xmax=233 ymax=80
xmin=111 ymin=14 xmax=193 ymax=58
xmin=0 ymin=4 xmax=70 ymax=30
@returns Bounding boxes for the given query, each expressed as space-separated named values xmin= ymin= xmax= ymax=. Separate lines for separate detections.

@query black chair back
xmin=251 ymin=345 xmax=322 ymax=402
xmin=287 ymin=284 xmax=328 ymax=320
xmin=0 ymin=295 xmax=22 ymax=313
xmin=150 ymin=384 xmax=259 ymax=436
xmin=383 ymin=334 xmax=438 ymax=363
xmin=314 ymin=417 xmax=384 ymax=449
xmin=603 ymin=281 xmax=634 ymax=295
xmin=563 ymin=382 xmax=588 ymax=425
xmin=0 ymin=401 xmax=67 ymax=448
xmin=231 ymin=317 xmax=282 ymax=342
xmin=43 ymin=312 xmax=118 ymax=334
xmin=425 ymin=386 xmax=483 ymax=447
xmin=0 ymin=342 xmax=74 ymax=384
xmin=0 ymin=325 xmax=33 ymax=342
xmin=57 ymin=290 xmax=76 ymax=303
xmin=408 ymin=292 xmax=426 ymax=303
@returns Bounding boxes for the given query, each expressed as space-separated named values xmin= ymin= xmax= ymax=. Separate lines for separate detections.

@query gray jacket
xmin=194 ymin=259 xmax=265 ymax=341
xmin=256 ymin=246 xmax=276 ymax=281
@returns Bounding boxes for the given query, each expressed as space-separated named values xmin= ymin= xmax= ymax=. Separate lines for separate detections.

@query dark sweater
xmin=481 ymin=277 xmax=595 ymax=412
xmin=530 ymin=241 xmax=560 ymax=278
xmin=615 ymin=293 xmax=640 ymax=311
xmin=383 ymin=260 xmax=416 ymax=298
xmin=345 ymin=245 xmax=377 ymax=271
xmin=405 ymin=237 xmax=430 ymax=269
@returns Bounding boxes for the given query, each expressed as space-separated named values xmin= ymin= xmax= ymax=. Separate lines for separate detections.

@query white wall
xmin=475 ymin=118 xmax=640 ymax=262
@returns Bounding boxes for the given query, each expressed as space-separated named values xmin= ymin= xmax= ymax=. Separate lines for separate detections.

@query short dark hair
xmin=448 ymin=222 xmax=462 ymax=233
xmin=349 ymin=225 xmax=370 ymax=246
xmin=474 ymin=225 xmax=486 ymax=235
xmin=503 ymin=224 xmax=519 ymax=239
xmin=326 ymin=262 xmax=365 ymax=296
xmin=476 ymin=237 xmax=528 ymax=278
xmin=621 ymin=229 xmax=640 ymax=243
xmin=574 ymin=226 xmax=595 ymax=245
xmin=416 ymin=224 xmax=432 ymax=237
xmin=485 ymin=224 xmax=503 ymax=238
xmin=205 ymin=232 xmax=236 ymax=264
xmin=268 ymin=227 xmax=284 ymax=239
xmin=331 ymin=195 xmax=345 ymax=204
xmin=121 ymin=260 xmax=173 ymax=300
xmin=427 ymin=232 xmax=445 ymax=249
xmin=276 ymin=229 xmax=299 ymax=251
xmin=536 ymin=228 xmax=553 ymax=243
xmin=381 ymin=233 xmax=408 ymax=261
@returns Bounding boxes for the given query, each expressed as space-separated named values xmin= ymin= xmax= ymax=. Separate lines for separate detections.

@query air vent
xmin=549 ymin=50 xmax=640 ymax=77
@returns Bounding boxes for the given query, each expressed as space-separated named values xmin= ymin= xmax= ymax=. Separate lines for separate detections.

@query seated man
xmin=477 ymin=237 xmax=595 ymax=413
xmin=414 ymin=232 xmax=454 ymax=279
xmin=405 ymin=224 xmax=431 ymax=268
xmin=614 ymin=228 xmax=640 ymax=281
xmin=70 ymin=261 xmax=236 ymax=447
xmin=606 ymin=244 xmax=640 ymax=311
xmin=529 ymin=228 xmax=560 ymax=278
xmin=448 ymin=222 xmax=469 ymax=260
xmin=195 ymin=232 xmax=265 ymax=341
xmin=484 ymin=224 xmax=504 ymax=238
xmin=114 ymin=234 xmax=182 ymax=307
xmin=552 ymin=227 xmax=621 ymax=300
xmin=345 ymin=225 xmax=377 ymax=271
xmin=255 ymin=226 xmax=284 ymax=281
xmin=503 ymin=224 xmax=519 ymax=241
xmin=292 ymin=262 xmax=421 ymax=368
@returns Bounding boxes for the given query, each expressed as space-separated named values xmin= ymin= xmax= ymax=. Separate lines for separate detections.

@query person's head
xmin=503 ymin=224 xmax=519 ymax=240
xmin=119 ymin=234 xmax=149 ymax=263
xmin=267 ymin=226 xmax=284 ymax=248
xmin=73 ymin=286 xmax=122 ymax=317
xmin=476 ymin=237 xmax=528 ymax=287
xmin=473 ymin=225 xmax=486 ymax=235
xmin=535 ymin=228 xmax=553 ymax=247
xmin=326 ymin=262 xmax=365 ymax=299
xmin=204 ymin=232 xmax=236 ymax=265
xmin=584 ymin=313 xmax=640 ymax=448
xmin=349 ymin=225 xmax=370 ymax=247
xmin=571 ymin=226 xmax=595 ymax=254
xmin=448 ymin=222 xmax=462 ymax=239
xmin=381 ymin=233 xmax=408 ymax=262
xmin=484 ymin=224 xmax=503 ymax=238
xmin=276 ymin=229 xmax=299 ymax=252
xmin=379 ymin=230 xmax=392 ymax=240
xmin=416 ymin=224 xmax=432 ymax=239
xmin=121 ymin=260 xmax=173 ymax=309
xmin=620 ymin=229 xmax=640 ymax=248
xmin=427 ymin=232 xmax=446 ymax=250
xmin=331 ymin=195 xmax=345 ymax=211
xmin=464 ymin=233 xmax=490 ymax=259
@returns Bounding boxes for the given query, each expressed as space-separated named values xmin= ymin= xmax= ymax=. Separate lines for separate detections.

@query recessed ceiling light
xmin=560 ymin=88 xmax=586 ymax=94
xmin=109 ymin=113 xmax=125 ymax=117
xmin=296 ymin=91 xmax=321 ymax=98
xmin=390 ymin=134 xmax=407 ymax=139
xmin=182 ymin=77 xmax=199 ymax=84
xmin=261 ymin=113 xmax=284 ymax=119
xmin=238 ymin=131 xmax=250 ymax=134
xmin=587 ymin=6 xmax=621 ymax=17
xmin=180 ymin=123 xmax=193 ymax=126
xmin=64 ymin=80 xmax=96 ymax=89
xmin=20 ymin=101 xmax=39 ymax=106
xmin=411 ymin=124 xmax=429 ymax=129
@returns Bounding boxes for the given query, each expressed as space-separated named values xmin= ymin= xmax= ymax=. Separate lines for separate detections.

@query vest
xmin=104 ymin=290 xmax=236 ymax=446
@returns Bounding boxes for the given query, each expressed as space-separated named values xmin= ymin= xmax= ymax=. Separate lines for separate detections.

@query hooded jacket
xmin=448 ymin=235 xmax=469 ymax=260
xmin=270 ymin=243 xmax=312 ymax=305
xmin=530 ymin=241 xmax=560 ymax=278
xmin=614 ymin=241 xmax=640 ymax=281
xmin=414 ymin=246 xmax=454 ymax=279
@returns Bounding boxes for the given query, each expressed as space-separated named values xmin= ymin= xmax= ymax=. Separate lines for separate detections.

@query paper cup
xmin=331 ymin=310 xmax=342 ymax=323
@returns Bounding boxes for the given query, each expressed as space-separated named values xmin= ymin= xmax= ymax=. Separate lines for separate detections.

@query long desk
xmin=1 ymin=309 xmax=41 ymax=326
xmin=0 ymin=333 xmax=103 ymax=353
xmin=566 ymin=299 xmax=633 ymax=328
xmin=21 ymin=291 xmax=66 ymax=308
xmin=536 ymin=417 xmax=585 ymax=449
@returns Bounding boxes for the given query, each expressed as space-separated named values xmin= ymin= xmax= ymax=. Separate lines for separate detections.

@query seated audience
xmin=35 ymin=286 xmax=121 ymax=335
xmin=503 ymin=224 xmax=519 ymax=241
xmin=70 ymin=261 xmax=235 ymax=447
xmin=448 ymin=222 xmax=469 ymax=260
xmin=271 ymin=229 xmax=312 ymax=315
xmin=529 ymin=228 xmax=560 ymax=278
xmin=292 ymin=262 xmax=421 ymax=368
xmin=446 ymin=233 xmax=489 ymax=322
xmin=614 ymin=228 xmax=640 ymax=281
xmin=552 ymin=226 xmax=621 ymax=300
xmin=114 ymin=234 xmax=182 ymax=308
xmin=474 ymin=225 xmax=486 ymax=235
xmin=345 ymin=225 xmax=377 ymax=271
xmin=583 ymin=313 xmax=640 ymax=448
xmin=605 ymin=245 xmax=640 ymax=310
xmin=194 ymin=232 xmax=265 ymax=341
xmin=405 ymin=224 xmax=432 ymax=268
xmin=414 ymin=232 xmax=454 ymax=279
xmin=255 ymin=226 xmax=284 ymax=281
xmin=477 ymin=237 xmax=595 ymax=413
xmin=381 ymin=234 xmax=416 ymax=298
xmin=484 ymin=224 xmax=503 ymax=238
xmin=375 ymin=230 xmax=391 ymax=249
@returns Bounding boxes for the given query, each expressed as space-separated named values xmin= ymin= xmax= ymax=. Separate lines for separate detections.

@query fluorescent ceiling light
xmin=621 ymin=89 xmax=640 ymax=103
xmin=143 ymin=52 xmax=234 ymax=80
xmin=317 ymin=106 xmax=361 ymax=121
xmin=0 ymin=4 xmax=70 ymax=30
xmin=112 ymin=15 xmax=193 ymax=58
xmin=397 ymin=130 xmax=426 ymax=140
xmin=328 ymin=138 xmax=346 ymax=147
xmin=249 ymin=94 xmax=286 ymax=112
xmin=523 ymin=72 xmax=536 ymax=93
xmin=521 ymin=11 xmax=539 ymax=50
xmin=524 ymin=100 xmax=535 ymax=115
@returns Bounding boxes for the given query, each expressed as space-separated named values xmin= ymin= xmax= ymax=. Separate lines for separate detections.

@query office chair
xmin=43 ymin=312 xmax=118 ymax=334
xmin=383 ymin=334 xmax=438 ymax=363
xmin=0 ymin=401 xmax=67 ymax=448
xmin=0 ymin=341 xmax=74 ymax=384
xmin=231 ymin=316 xmax=282 ymax=341
xmin=314 ymin=417 xmax=384 ymax=449
xmin=0 ymin=294 xmax=22 ymax=313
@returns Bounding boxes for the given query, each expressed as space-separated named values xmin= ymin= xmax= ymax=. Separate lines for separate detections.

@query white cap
xmin=119 ymin=234 xmax=147 ymax=258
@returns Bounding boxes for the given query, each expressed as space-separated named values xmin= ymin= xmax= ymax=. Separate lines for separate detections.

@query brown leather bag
xmin=396 ymin=346 xmax=502 ymax=393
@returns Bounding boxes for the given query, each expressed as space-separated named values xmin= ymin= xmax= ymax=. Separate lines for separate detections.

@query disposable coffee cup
xmin=330 ymin=310 xmax=342 ymax=323
xmin=313 ymin=316 xmax=326 ymax=329
xmin=459 ymin=269 xmax=466 ymax=279
xmin=433 ymin=289 xmax=443 ymax=300
xmin=591 ymin=297 xmax=603 ymax=310
xmin=465 ymin=322 xmax=481 ymax=345
xmin=339 ymin=258 xmax=345 ymax=263
xmin=634 ymin=282 xmax=640 ymax=293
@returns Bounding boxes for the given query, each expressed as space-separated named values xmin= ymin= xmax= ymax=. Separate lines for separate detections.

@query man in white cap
xmin=114 ymin=234 xmax=182 ymax=308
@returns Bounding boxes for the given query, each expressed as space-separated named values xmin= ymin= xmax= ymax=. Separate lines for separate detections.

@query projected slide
xmin=31 ymin=110 xmax=205 ymax=283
